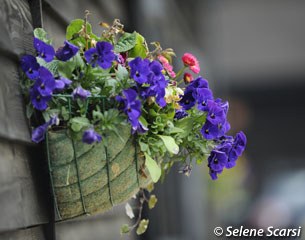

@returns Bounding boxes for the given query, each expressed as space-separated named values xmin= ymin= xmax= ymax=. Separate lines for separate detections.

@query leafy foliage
xmin=20 ymin=15 xmax=246 ymax=237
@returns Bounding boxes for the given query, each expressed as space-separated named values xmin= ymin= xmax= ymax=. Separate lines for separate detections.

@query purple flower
xmin=82 ymin=129 xmax=102 ymax=144
xmin=229 ymin=131 xmax=247 ymax=161
xmin=54 ymin=76 xmax=72 ymax=91
xmin=216 ymin=140 xmax=236 ymax=168
xmin=179 ymin=77 xmax=212 ymax=110
xmin=132 ymin=121 xmax=149 ymax=134
xmin=55 ymin=41 xmax=79 ymax=61
xmin=31 ymin=116 xmax=59 ymax=143
xmin=209 ymin=169 xmax=223 ymax=180
xmin=208 ymin=150 xmax=228 ymax=180
xmin=189 ymin=77 xmax=209 ymax=89
xmin=208 ymin=150 xmax=228 ymax=172
xmin=84 ymin=41 xmax=115 ymax=69
xmin=174 ymin=109 xmax=188 ymax=119
xmin=20 ymin=55 xmax=40 ymax=79
xmin=116 ymin=89 xmax=141 ymax=131
xmin=33 ymin=67 xmax=56 ymax=96
xmin=131 ymin=59 xmax=168 ymax=107
xmin=205 ymin=99 xmax=226 ymax=125
xmin=179 ymin=90 xmax=196 ymax=110
xmin=197 ymin=88 xmax=213 ymax=111
xmin=129 ymin=57 xmax=150 ymax=84
xmin=32 ymin=123 xmax=48 ymax=143
xmin=213 ymin=131 xmax=247 ymax=170
xmin=72 ymin=86 xmax=91 ymax=100
xmin=201 ymin=120 xmax=230 ymax=140
xmin=33 ymin=37 xmax=55 ymax=62
xmin=30 ymin=88 xmax=51 ymax=110
xmin=148 ymin=61 xmax=168 ymax=107
xmin=214 ymin=98 xmax=229 ymax=117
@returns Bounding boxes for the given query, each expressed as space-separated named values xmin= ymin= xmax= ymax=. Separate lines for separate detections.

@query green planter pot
xmin=46 ymin=124 xmax=151 ymax=220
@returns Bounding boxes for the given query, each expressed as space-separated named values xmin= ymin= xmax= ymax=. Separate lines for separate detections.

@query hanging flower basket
xmin=46 ymin=115 xmax=151 ymax=220
xmin=20 ymin=14 xmax=246 ymax=234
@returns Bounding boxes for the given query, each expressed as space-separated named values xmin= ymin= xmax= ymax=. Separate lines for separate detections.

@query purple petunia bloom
xmin=82 ymin=129 xmax=102 ymax=144
xmin=84 ymin=41 xmax=115 ymax=69
xmin=129 ymin=57 xmax=151 ymax=84
xmin=33 ymin=37 xmax=55 ymax=62
xmin=20 ymin=55 xmax=40 ymax=79
xmin=33 ymin=67 xmax=56 ymax=96
xmin=31 ymin=116 xmax=59 ymax=143
xmin=55 ymin=41 xmax=79 ymax=61
xmin=174 ymin=109 xmax=188 ymax=120
xmin=72 ymin=86 xmax=91 ymax=100
xmin=116 ymin=89 xmax=142 ymax=132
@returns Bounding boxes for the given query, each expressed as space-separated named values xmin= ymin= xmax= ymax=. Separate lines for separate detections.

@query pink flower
xmin=183 ymin=72 xmax=193 ymax=83
xmin=158 ymin=55 xmax=176 ymax=78
xmin=158 ymin=55 xmax=168 ymax=64
xmin=182 ymin=53 xmax=200 ymax=74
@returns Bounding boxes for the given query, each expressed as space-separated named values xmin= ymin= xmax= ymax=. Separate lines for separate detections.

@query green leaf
xmin=116 ymin=64 xmax=129 ymax=81
xmin=144 ymin=153 xmax=161 ymax=183
xmin=158 ymin=135 xmax=179 ymax=154
xmin=120 ymin=224 xmax=130 ymax=234
xmin=34 ymin=28 xmax=51 ymax=44
xmin=26 ymin=103 xmax=34 ymax=119
xmin=114 ymin=32 xmax=137 ymax=52
xmin=37 ymin=58 xmax=59 ymax=75
xmin=128 ymin=32 xmax=148 ymax=58
xmin=168 ymin=127 xmax=184 ymax=134
xmin=148 ymin=195 xmax=158 ymax=209
xmin=58 ymin=53 xmax=85 ymax=78
xmin=136 ymin=219 xmax=149 ymax=235
xmin=139 ymin=141 xmax=149 ymax=152
xmin=66 ymin=19 xmax=91 ymax=40
xmin=139 ymin=116 xmax=148 ymax=128
xmin=69 ymin=117 xmax=90 ymax=132
xmin=175 ymin=117 xmax=193 ymax=138
xmin=61 ymin=106 xmax=70 ymax=121
xmin=66 ymin=19 xmax=97 ymax=48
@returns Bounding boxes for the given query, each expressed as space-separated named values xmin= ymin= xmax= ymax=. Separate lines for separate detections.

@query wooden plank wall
xmin=0 ymin=2 xmax=50 ymax=239
xmin=0 ymin=0 xmax=132 ymax=239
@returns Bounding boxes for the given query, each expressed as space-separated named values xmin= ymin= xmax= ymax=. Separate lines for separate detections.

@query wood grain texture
xmin=0 ymin=0 xmax=34 ymax=143
xmin=0 ymin=139 xmax=49 ymax=232
xmin=0 ymin=226 xmax=45 ymax=240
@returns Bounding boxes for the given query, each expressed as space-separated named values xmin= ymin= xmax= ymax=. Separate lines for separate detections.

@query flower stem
xmin=174 ymin=66 xmax=187 ymax=81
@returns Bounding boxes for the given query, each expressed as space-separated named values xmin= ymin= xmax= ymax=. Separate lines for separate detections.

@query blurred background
xmin=1 ymin=0 xmax=305 ymax=239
